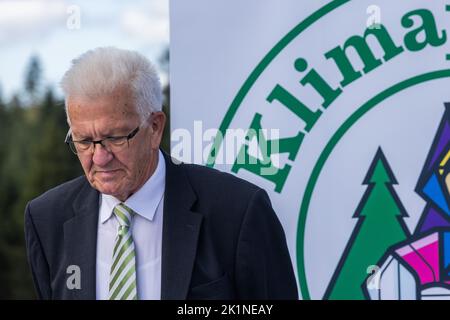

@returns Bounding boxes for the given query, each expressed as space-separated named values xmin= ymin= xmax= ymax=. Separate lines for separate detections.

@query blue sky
xmin=0 ymin=0 xmax=169 ymax=100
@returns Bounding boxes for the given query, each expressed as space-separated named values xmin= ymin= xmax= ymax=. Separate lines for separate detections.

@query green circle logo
xmin=206 ymin=1 xmax=450 ymax=299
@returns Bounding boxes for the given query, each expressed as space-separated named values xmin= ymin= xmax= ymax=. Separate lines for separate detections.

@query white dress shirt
xmin=96 ymin=150 xmax=165 ymax=300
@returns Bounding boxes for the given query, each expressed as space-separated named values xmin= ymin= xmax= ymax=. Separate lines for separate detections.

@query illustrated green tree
xmin=324 ymin=148 xmax=410 ymax=300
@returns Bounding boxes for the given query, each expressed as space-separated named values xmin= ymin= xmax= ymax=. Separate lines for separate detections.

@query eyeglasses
xmin=65 ymin=126 xmax=140 ymax=155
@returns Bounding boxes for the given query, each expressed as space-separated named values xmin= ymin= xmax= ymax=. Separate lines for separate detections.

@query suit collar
xmin=160 ymin=151 xmax=203 ymax=300
xmin=99 ymin=150 xmax=166 ymax=224
xmin=64 ymin=178 xmax=99 ymax=299
xmin=63 ymin=150 xmax=203 ymax=300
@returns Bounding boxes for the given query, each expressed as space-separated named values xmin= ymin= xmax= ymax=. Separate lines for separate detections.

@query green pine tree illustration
xmin=324 ymin=148 xmax=410 ymax=300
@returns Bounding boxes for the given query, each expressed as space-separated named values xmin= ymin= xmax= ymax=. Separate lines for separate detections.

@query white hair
xmin=61 ymin=46 xmax=163 ymax=124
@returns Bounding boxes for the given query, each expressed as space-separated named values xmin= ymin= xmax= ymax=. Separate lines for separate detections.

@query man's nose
xmin=92 ymin=143 xmax=114 ymax=166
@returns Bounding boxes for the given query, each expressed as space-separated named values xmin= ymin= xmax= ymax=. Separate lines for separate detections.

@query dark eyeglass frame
xmin=65 ymin=126 xmax=140 ymax=155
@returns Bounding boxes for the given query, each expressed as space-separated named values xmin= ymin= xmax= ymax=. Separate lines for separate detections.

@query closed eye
xmin=106 ymin=136 xmax=126 ymax=141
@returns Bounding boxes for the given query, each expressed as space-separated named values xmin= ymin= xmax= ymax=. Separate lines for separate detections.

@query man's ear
xmin=149 ymin=111 xmax=166 ymax=148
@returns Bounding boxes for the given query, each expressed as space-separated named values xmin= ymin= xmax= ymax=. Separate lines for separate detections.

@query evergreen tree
xmin=324 ymin=148 xmax=410 ymax=299
xmin=0 ymin=84 xmax=12 ymax=298
xmin=19 ymin=88 xmax=82 ymax=208
xmin=0 ymin=94 xmax=27 ymax=298
xmin=0 ymin=64 xmax=82 ymax=298
xmin=0 ymin=84 xmax=7 ymax=172
xmin=24 ymin=56 xmax=42 ymax=100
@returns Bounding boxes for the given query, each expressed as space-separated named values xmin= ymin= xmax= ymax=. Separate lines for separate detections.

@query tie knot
xmin=113 ymin=203 xmax=135 ymax=228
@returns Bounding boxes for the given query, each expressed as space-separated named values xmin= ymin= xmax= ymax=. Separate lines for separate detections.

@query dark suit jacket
xmin=24 ymin=152 xmax=298 ymax=299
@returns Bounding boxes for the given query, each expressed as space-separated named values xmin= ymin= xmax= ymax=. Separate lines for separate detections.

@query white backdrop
xmin=170 ymin=0 xmax=450 ymax=299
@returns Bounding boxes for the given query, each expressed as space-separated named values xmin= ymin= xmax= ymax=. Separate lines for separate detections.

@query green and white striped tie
xmin=109 ymin=203 xmax=138 ymax=300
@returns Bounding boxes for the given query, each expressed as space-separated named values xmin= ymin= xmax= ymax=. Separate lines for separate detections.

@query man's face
xmin=67 ymin=86 xmax=165 ymax=201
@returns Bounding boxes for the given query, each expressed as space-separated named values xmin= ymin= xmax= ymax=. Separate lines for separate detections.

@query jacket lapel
xmin=161 ymin=152 xmax=203 ymax=299
xmin=63 ymin=179 xmax=99 ymax=299
xmin=61 ymin=151 xmax=202 ymax=300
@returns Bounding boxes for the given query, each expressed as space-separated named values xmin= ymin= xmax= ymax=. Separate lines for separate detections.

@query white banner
xmin=170 ymin=0 xmax=450 ymax=299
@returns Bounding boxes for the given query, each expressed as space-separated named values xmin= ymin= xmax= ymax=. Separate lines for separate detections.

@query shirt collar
xmin=100 ymin=149 xmax=166 ymax=224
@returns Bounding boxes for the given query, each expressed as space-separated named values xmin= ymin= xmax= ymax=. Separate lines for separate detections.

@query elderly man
xmin=24 ymin=47 xmax=298 ymax=300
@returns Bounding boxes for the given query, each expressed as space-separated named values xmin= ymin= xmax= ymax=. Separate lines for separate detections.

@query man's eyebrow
xmin=72 ymin=126 xmax=132 ymax=140
xmin=72 ymin=133 xmax=91 ymax=141
xmin=104 ymin=127 xmax=133 ymax=137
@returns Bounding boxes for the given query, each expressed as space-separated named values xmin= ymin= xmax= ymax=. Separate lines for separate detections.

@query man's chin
xmin=91 ymin=180 xmax=124 ymax=198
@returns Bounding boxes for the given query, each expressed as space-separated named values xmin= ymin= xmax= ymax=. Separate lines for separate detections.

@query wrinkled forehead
xmin=68 ymin=88 xmax=139 ymax=118
xmin=67 ymin=92 xmax=140 ymax=136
